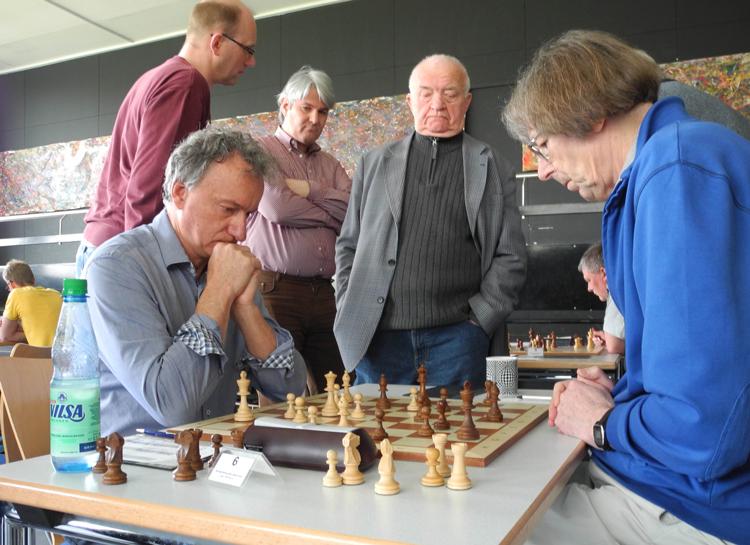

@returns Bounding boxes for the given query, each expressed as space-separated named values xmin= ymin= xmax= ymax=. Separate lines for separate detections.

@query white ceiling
xmin=0 ymin=0 xmax=350 ymax=75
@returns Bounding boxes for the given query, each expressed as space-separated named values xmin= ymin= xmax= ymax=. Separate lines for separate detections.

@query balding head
xmin=406 ymin=54 xmax=472 ymax=137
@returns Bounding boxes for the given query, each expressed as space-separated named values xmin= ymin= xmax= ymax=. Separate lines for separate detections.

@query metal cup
xmin=486 ymin=356 xmax=519 ymax=399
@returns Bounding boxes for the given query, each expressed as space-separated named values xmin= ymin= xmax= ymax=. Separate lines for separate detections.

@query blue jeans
xmin=75 ymin=240 xmax=96 ymax=277
xmin=354 ymin=321 xmax=489 ymax=389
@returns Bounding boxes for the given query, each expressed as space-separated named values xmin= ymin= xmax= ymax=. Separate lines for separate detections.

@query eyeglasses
xmin=527 ymin=135 xmax=550 ymax=162
xmin=220 ymin=33 xmax=255 ymax=57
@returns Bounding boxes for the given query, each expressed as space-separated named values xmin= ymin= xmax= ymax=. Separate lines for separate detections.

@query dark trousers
xmin=258 ymin=272 xmax=346 ymax=393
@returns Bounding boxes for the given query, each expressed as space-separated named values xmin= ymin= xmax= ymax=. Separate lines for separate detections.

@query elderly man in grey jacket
xmin=335 ymin=54 xmax=526 ymax=388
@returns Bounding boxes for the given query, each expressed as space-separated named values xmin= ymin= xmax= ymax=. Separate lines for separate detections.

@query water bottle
xmin=50 ymin=278 xmax=100 ymax=472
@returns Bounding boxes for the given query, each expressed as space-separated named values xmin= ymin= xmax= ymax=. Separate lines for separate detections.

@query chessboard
xmin=510 ymin=343 xmax=605 ymax=357
xmin=169 ymin=393 xmax=547 ymax=468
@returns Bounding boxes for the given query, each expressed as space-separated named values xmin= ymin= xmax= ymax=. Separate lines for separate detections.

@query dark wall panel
xmin=24 ymin=57 xmax=99 ymax=128
xmin=280 ymin=0 xmax=395 ymax=95
xmin=0 ymin=72 xmax=25 ymax=130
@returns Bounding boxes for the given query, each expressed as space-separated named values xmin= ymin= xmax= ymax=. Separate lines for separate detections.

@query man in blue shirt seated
xmin=503 ymin=30 xmax=750 ymax=545
xmin=85 ymin=126 xmax=306 ymax=436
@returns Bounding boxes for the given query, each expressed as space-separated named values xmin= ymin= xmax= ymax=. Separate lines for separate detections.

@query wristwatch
xmin=593 ymin=407 xmax=614 ymax=451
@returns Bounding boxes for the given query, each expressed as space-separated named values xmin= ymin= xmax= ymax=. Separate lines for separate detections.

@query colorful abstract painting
xmin=0 ymin=95 xmax=412 ymax=216
xmin=520 ymin=52 xmax=750 ymax=171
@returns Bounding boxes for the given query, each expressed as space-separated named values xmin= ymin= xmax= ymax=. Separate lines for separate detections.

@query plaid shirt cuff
xmin=241 ymin=329 xmax=294 ymax=370
xmin=175 ymin=316 xmax=225 ymax=358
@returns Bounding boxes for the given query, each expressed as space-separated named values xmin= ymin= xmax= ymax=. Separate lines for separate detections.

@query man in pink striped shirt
xmin=243 ymin=66 xmax=351 ymax=393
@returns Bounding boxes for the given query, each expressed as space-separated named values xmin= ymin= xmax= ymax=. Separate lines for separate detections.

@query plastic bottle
xmin=50 ymin=278 xmax=100 ymax=472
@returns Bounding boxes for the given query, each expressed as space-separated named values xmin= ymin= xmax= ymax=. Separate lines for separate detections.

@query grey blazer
xmin=334 ymin=131 xmax=526 ymax=370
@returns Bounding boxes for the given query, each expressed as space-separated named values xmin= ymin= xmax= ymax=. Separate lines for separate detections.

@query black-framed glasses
xmin=527 ymin=135 xmax=550 ymax=162
xmin=220 ymin=33 xmax=255 ymax=57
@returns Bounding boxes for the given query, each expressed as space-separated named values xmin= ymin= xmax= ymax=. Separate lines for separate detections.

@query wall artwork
xmin=520 ymin=52 xmax=750 ymax=171
xmin=0 ymin=94 xmax=413 ymax=217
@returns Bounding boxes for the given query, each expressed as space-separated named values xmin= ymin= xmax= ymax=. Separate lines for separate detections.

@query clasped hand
xmin=549 ymin=366 xmax=614 ymax=447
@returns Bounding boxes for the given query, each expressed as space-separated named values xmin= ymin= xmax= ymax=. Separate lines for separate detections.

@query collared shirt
xmin=244 ymin=127 xmax=351 ymax=278
xmin=86 ymin=210 xmax=304 ymax=436
xmin=2 ymin=285 xmax=62 ymax=346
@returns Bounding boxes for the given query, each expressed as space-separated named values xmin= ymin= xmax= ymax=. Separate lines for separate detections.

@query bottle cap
xmin=62 ymin=278 xmax=87 ymax=296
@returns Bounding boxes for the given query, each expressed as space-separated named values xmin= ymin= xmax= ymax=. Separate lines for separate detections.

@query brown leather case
xmin=242 ymin=425 xmax=378 ymax=471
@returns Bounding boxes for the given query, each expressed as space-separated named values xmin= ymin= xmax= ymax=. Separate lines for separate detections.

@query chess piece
xmin=483 ymin=380 xmax=493 ymax=406
xmin=234 ymin=370 xmax=254 ymax=422
xmin=374 ymin=439 xmax=400 ymax=495
xmin=587 ymin=328 xmax=596 ymax=350
xmin=433 ymin=397 xmax=450 ymax=430
xmin=486 ymin=382 xmax=503 ymax=423
xmin=432 ymin=433 xmax=451 ymax=478
xmin=417 ymin=364 xmax=430 ymax=409
xmin=446 ymin=442 xmax=471 ymax=490
xmin=574 ymin=335 xmax=584 ymax=349
xmin=209 ymin=434 xmax=223 ymax=468
xmin=293 ymin=396 xmax=308 ymax=423
xmin=351 ymin=392 xmax=366 ymax=419
xmin=321 ymin=371 xmax=339 ymax=417
xmin=307 ymin=405 xmax=319 ymax=424
xmin=102 ymin=432 xmax=127 ymax=485
xmin=341 ymin=432 xmax=364 ymax=485
xmin=420 ymin=447 xmax=445 ymax=487
xmin=457 ymin=382 xmax=480 ymax=441
xmin=376 ymin=374 xmax=391 ymax=410
xmin=406 ymin=387 xmax=419 ymax=411
xmin=92 ymin=437 xmax=107 ymax=474
xmin=372 ymin=407 xmax=388 ymax=442
xmin=189 ymin=428 xmax=204 ymax=471
xmin=342 ymin=371 xmax=353 ymax=403
xmin=173 ymin=430 xmax=196 ymax=481
xmin=417 ymin=405 xmax=434 ymax=437
xmin=337 ymin=395 xmax=351 ymax=427
xmin=323 ymin=449 xmax=343 ymax=487
xmin=550 ymin=331 xmax=557 ymax=349
xmin=284 ymin=393 xmax=297 ymax=419
xmin=231 ymin=428 xmax=245 ymax=448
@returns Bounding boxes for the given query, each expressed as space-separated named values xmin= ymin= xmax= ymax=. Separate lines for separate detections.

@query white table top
xmin=0 ymin=386 xmax=584 ymax=545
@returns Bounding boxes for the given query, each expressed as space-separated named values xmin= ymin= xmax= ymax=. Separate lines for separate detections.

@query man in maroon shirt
xmin=243 ymin=66 xmax=351 ymax=393
xmin=78 ymin=0 xmax=257 ymax=274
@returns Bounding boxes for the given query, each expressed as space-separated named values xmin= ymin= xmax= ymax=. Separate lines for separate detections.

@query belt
xmin=258 ymin=271 xmax=332 ymax=284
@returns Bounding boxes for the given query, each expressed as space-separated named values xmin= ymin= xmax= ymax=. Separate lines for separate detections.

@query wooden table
xmin=0 ymin=386 xmax=585 ymax=545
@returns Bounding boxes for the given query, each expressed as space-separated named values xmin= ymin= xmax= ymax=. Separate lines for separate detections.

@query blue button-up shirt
xmin=86 ymin=210 xmax=305 ymax=435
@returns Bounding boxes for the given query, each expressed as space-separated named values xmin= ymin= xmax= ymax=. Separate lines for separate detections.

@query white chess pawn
xmin=292 ymin=396 xmax=307 ymax=423
xmin=284 ymin=393 xmax=296 ymax=419
xmin=407 ymin=386 xmax=419 ymax=412
xmin=322 ymin=449 xmax=342 ymax=487
xmin=350 ymin=392 xmax=366 ymax=419
xmin=307 ymin=405 xmax=319 ymax=425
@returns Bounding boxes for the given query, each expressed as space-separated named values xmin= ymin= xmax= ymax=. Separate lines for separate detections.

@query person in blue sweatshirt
xmin=503 ymin=30 xmax=750 ymax=545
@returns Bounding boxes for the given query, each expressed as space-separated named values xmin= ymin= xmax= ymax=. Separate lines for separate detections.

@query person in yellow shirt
xmin=1 ymin=260 xmax=62 ymax=347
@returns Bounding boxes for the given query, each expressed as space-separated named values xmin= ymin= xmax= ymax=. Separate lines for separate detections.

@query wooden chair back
xmin=9 ymin=343 xmax=52 ymax=359
xmin=0 ymin=357 xmax=53 ymax=462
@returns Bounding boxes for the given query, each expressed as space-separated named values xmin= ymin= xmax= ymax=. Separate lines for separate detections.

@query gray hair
xmin=163 ymin=126 xmax=275 ymax=202
xmin=408 ymin=54 xmax=471 ymax=95
xmin=276 ymin=66 xmax=335 ymax=123
xmin=578 ymin=242 xmax=604 ymax=273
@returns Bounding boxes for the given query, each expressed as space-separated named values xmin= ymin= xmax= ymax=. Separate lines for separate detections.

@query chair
xmin=0 ymin=357 xmax=53 ymax=462
xmin=9 ymin=343 xmax=51 ymax=359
